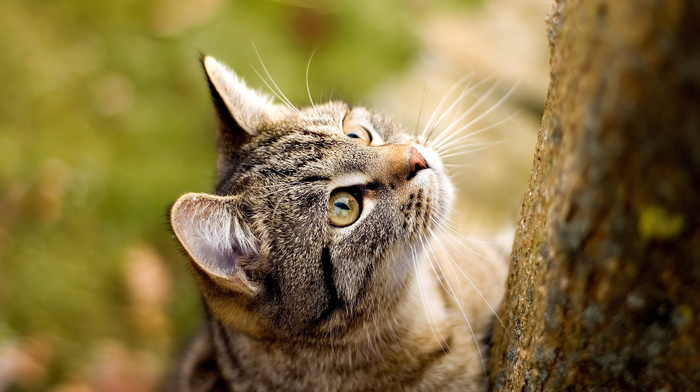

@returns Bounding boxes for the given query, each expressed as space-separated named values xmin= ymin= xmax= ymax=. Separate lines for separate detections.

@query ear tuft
xmin=170 ymin=192 xmax=258 ymax=293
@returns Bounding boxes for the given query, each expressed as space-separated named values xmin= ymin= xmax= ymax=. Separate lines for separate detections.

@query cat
xmin=163 ymin=55 xmax=509 ymax=392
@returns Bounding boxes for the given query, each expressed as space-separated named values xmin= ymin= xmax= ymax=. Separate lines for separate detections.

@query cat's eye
xmin=328 ymin=191 xmax=361 ymax=227
xmin=343 ymin=124 xmax=372 ymax=146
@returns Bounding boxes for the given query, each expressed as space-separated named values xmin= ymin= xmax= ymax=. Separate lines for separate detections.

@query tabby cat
xmin=164 ymin=56 xmax=508 ymax=391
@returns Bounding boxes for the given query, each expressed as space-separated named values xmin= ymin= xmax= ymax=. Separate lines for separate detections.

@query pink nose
xmin=409 ymin=147 xmax=428 ymax=176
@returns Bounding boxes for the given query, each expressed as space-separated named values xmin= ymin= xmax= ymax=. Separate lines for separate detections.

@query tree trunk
xmin=488 ymin=0 xmax=700 ymax=390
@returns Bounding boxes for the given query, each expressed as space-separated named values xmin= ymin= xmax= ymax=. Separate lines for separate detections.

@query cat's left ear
xmin=202 ymin=56 xmax=289 ymax=181
xmin=170 ymin=192 xmax=260 ymax=296
xmin=202 ymin=55 xmax=287 ymax=136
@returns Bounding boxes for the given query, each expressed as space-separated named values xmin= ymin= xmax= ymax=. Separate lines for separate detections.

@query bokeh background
xmin=0 ymin=0 xmax=549 ymax=390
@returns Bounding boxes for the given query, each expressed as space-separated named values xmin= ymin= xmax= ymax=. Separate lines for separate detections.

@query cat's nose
xmin=379 ymin=145 xmax=430 ymax=181
xmin=409 ymin=147 xmax=428 ymax=177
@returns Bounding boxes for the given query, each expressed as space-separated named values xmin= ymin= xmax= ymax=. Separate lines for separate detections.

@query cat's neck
xmin=207 ymin=256 xmax=485 ymax=391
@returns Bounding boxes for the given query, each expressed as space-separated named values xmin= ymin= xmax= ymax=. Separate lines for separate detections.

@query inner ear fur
xmin=170 ymin=192 xmax=260 ymax=296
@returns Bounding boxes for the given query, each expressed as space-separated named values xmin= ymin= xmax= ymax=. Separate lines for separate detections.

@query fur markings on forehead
xmin=301 ymin=101 xmax=347 ymax=135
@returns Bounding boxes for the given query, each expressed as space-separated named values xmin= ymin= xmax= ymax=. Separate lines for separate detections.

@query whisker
xmin=432 ymin=80 xmax=501 ymax=149
xmin=428 ymin=227 xmax=466 ymax=301
xmin=414 ymin=77 xmax=431 ymax=138
xmin=431 ymin=207 xmax=469 ymax=231
xmin=434 ymin=82 xmax=519 ymax=151
xmin=431 ymin=210 xmax=491 ymax=255
xmin=437 ymin=141 xmax=505 ymax=160
xmin=429 ymin=218 xmax=507 ymax=345
xmin=436 ymin=112 xmax=516 ymax=157
xmin=306 ymin=48 xmax=318 ymax=112
xmin=412 ymin=242 xmax=449 ymax=349
xmin=425 ymin=77 xmax=494 ymax=144
xmin=418 ymin=240 xmax=452 ymax=351
xmin=420 ymin=74 xmax=476 ymax=140
xmin=428 ymin=218 xmax=509 ymax=334
xmin=248 ymin=64 xmax=300 ymax=114
xmin=422 ymin=78 xmax=475 ymax=142
xmin=251 ymin=44 xmax=301 ymax=114
xmin=436 ymin=116 xmax=518 ymax=161
xmin=430 ymin=80 xmax=498 ymax=147
xmin=444 ymin=164 xmax=479 ymax=171
xmin=429 ymin=213 xmax=491 ymax=267
xmin=422 ymin=234 xmax=489 ymax=378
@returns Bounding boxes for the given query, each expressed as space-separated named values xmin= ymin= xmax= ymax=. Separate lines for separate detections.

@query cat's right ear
xmin=170 ymin=192 xmax=260 ymax=297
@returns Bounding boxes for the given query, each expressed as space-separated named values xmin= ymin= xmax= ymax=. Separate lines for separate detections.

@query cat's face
xmin=170 ymin=57 xmax=454 ymax=340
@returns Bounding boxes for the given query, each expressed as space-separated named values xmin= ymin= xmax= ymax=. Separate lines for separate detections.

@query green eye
xmin=328 ymin=191 xmax=361 ymax=227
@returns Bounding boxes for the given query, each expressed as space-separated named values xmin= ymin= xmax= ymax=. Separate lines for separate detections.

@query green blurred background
xmin=0 ymin=0 xmax=548 ymax=390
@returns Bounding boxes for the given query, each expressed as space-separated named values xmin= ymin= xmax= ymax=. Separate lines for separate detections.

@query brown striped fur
xmin=163 ymin=56 xmax=508 ymax=391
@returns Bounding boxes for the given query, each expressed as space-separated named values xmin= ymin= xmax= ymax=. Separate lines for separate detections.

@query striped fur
xmin=164 ymin=56 xmax=508 ymax=391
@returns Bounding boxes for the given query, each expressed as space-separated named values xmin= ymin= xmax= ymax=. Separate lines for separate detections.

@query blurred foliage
xmin=0 ymin=0 xmax=485 ymax=390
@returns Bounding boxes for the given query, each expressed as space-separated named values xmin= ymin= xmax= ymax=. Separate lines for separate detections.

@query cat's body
xmin=164 ymin=56 xmax=508 ymax=392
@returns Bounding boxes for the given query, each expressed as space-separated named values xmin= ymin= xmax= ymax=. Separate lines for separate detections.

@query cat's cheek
xmin=385 ymin=250 xmax=416 ymax=294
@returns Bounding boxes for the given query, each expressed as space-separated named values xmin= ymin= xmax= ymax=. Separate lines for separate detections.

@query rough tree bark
xmin=489 ymin=0 xmax=700 ymax=390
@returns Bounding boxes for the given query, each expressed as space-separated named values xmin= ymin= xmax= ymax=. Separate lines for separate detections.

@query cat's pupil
xmin=347 ymin=133 xmax=361 ymax=139
xmin=335 ymin=202 xmax=351 ymax=210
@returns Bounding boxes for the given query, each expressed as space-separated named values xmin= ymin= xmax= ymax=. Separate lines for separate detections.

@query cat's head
xmin=170 ymin=56 xmax=454 ymax=340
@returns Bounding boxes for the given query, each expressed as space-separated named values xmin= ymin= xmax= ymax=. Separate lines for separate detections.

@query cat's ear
xmin=201 ymin=55 xmax=286 ymax=136
xmin=202 ymin=55 xmax=289 ymax=181
xmin=170 ymin=192 xmax=260 ymax=296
